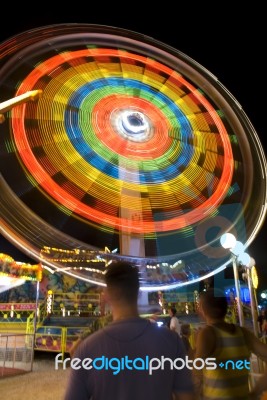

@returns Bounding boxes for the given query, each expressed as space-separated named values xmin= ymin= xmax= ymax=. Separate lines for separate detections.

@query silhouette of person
xmin=168 ymin=307 xmax=182 ymax=336
xmin=181 ymin=323 xmax=195 ymax=359
xmin=194 ymin=288 xmax=267 ymax=400
xmin=64 ymin=261 xmax=194 ymax=400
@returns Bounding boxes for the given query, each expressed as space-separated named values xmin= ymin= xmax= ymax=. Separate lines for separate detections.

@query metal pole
xmin=30 ymin=280 xmax=40 ymax=371
xmin=246 ymin=267 xmax=265 ymax=373
xmin=232 ymin=255 xmax=245 ymax=326
xmin=247 ymin=267 xmax=258 ymax=337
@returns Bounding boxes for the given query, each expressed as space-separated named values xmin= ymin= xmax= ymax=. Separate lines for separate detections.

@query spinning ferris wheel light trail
xmin=0 ymin=24 xmax=266 ymax=290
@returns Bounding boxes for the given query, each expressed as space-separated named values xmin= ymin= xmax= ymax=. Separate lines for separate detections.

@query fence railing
xmin=34 ymin=316 xmax=106 ymax=358
xmin=0 ymin=333 xmax=34 ymax=377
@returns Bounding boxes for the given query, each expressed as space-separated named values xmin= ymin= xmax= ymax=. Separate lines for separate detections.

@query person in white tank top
xmin=168 ymin=307 xmax=181 ymax=336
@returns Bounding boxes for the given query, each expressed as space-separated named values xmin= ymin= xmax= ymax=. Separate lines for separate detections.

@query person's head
xmin=199 ymin=288 xmax=228 ymax=321
xmin=168 ymin=307 xmax=177 ymax=317
xmin=104 ymin=261 xmax=140 ymax=305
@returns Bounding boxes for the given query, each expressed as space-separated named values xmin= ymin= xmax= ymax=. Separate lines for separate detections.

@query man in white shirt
xmin=168 ymin=307 xmax=181 ymax=336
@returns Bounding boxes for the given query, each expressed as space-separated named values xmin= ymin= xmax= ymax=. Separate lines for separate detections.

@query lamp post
xmin=232 ymin=253 xmax=245 ymax=327
xmin=242 ymin=258 xmax=259 ymax=337
xmin=240 ymin=257 xmax=264 ymax=373
xmin=220 ymin=233 xmax=245 ymax=326
xmin=221 ymin=233 xmax=259 ymax=335
xmin=235 ymin=253 xmax=260 ymax=338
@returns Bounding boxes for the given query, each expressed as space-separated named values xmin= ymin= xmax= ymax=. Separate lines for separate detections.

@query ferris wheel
xmin=0 ymin=24 xmax=266 ymax=290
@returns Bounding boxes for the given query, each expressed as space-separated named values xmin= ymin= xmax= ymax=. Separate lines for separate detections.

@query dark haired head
xmin=169 ymin=307 xmax=177 ymax=316
xmin=104 ymin=261 xmax=140 ymax=303
xmin=199 ymin=288 xmax=228 ymax=319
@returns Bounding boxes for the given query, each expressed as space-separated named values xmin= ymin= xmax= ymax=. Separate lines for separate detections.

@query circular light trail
xmin=0 ymin=24 xmax=266 ymax=289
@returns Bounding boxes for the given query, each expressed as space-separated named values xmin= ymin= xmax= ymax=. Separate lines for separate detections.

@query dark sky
xmin=0 ymin=7 xmax=266 ymax=292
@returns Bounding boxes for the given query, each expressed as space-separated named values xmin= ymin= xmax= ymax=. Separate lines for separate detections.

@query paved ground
xmin=0 ymin=351 xmax=70 ymax=400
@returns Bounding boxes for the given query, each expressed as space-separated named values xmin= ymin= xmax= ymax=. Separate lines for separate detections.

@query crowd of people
xmin=65 ymin=261 xmax=267 ymax=400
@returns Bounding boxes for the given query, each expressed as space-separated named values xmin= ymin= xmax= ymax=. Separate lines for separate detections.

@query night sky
xmin=0 ymin=6 xmax=266 ymax=293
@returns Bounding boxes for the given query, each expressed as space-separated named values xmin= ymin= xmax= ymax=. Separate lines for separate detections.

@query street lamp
xmin=220 ymin=233 xmax=245 ymax=326
xmin=220 ymin=232 xmax=237 ymax=249
xmin=241 ymin=257 xmax=259 ymax=337
xmin=220 ymin=233 xmax=259 ymax=336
